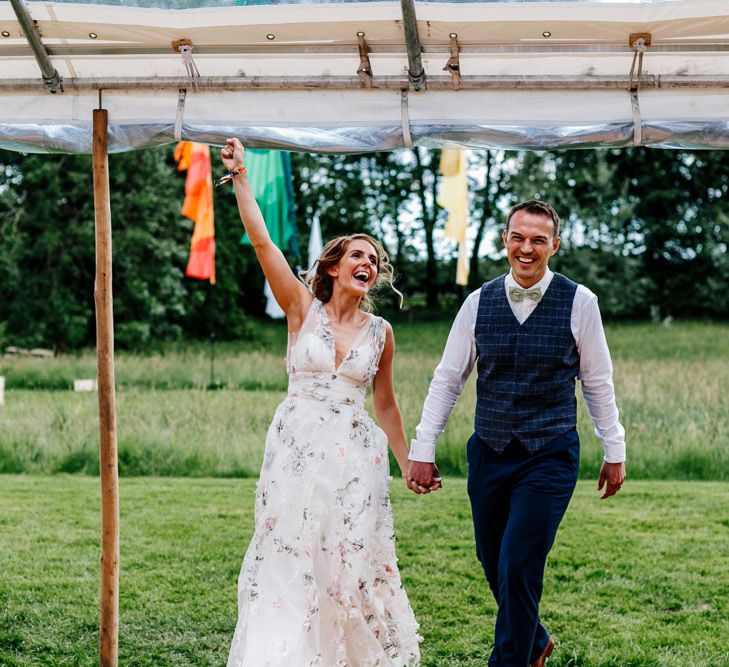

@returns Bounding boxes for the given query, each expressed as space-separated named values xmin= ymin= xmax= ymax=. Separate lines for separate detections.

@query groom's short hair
xmin=506 ymin=200 xmax=560 ymax=237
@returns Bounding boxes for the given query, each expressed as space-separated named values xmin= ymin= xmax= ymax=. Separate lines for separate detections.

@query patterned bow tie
xmin=509 ymin=286 xmax=542 ymax=303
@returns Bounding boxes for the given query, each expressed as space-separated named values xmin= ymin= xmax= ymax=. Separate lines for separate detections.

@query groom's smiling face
xmin=502 ymin=210 xmax=560 ymax=288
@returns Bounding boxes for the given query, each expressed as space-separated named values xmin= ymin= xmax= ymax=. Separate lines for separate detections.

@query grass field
xmin=1 ymin=475 xmax=728 ymax=666
xmin=2 ymin=321 xmax=728 ymax=665
xmin=1 ymin=320 xmax=728 ymax=480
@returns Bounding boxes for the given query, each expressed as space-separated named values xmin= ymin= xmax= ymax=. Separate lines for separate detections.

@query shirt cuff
xmin=408 ymin=440 xmax=436 ymax=463
xmin=602 ymin=441 xmax=626 ymax=463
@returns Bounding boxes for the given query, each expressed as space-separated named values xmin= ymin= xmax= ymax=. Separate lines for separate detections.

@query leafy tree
xmin=510 ymin=148 xmax=729 ymax=319
xmin=467 ymin=150 xmax=521 ymax=289
xmin=291 ymin=149 xmax=445 ymax=309
xmin=0 ymin=146 xmax=260 ymax=349
xmin=3 ymin=142 xmax=729 ymax=352
xmin=0 ymin=152 xmax=97 ymax=349
xmin=292 ymin=152 xmax=379 ymax=242
xmin=410 ymin=148 xmax=442 ymax=308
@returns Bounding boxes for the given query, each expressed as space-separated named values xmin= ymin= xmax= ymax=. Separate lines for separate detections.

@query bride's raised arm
xmin=220 ymin=137 xmax=311 ymax=328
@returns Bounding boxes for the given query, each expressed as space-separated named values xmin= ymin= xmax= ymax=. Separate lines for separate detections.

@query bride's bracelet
xmin=215 ymin=166 xmax=247 ymax=187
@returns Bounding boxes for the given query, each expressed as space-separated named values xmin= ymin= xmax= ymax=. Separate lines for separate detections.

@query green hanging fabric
xmin=240 ymin=149 xmax=297 ymax=256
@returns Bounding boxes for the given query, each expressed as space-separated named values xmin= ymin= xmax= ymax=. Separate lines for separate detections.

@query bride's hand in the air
xmin=220 ymin=137 xmax=245 ymax=172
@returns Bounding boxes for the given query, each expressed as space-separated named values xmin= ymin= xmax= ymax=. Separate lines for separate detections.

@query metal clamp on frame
xmin=628 ymin=32 xmax=650 ymax=146
xmin=356 ymin=32 xmax=373 ymax=88
xmin=172 ymin=38 xmax=200 ymax=92
xmin=443 ymin=33 xmax=461 ymax=90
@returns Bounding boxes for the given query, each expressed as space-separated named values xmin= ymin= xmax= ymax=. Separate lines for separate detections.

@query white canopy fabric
xmin=1 ymin=0 xmax=728 ymax=153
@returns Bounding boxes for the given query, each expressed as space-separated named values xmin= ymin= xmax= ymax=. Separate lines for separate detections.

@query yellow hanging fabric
xmin=438 ymin=149 xmax=469 ymax=286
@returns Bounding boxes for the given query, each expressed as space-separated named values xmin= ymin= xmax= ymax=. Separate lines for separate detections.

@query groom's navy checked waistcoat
xmin=474 ymin=273 xmax=580 ymax=453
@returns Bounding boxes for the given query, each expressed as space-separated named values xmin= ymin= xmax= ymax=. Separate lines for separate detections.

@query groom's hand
xmin=407 ymin=461 xmax=442 ymax=494
xmin=598 ymin=461 xmax=626 ymax=499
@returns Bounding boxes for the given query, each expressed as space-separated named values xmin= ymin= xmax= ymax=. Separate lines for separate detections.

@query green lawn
xmin=1 ymin=476 xmax=728 ymax=666
xmin=1 ymin=321 xmax=729 ymax=481
xmin=1 ymin=320 xmax=729 ymax=664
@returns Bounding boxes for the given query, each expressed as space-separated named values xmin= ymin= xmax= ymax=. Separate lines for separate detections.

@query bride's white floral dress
xmin=227 ymin=298 xmax=421 ymax=667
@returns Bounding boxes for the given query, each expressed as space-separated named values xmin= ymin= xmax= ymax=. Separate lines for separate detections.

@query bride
xmin=221 ymin=138 xmax=427 ymax=667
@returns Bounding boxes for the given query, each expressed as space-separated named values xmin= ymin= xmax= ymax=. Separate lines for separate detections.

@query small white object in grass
xmin=0 ymin=376 xmax=4 ymax=405
xmin=74 ymin=379 xmax=98 ymax=392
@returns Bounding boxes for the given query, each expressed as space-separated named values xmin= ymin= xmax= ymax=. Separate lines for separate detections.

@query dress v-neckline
xmin=318 ymin=300 xmax=372 ymax=371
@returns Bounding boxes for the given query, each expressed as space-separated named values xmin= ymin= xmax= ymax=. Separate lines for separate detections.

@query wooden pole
xmin=93 ymin=107 xmax=119 ymax=667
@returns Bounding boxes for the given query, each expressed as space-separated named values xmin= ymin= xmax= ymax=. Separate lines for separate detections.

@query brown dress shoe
xmin=530 ymin=637 xmax=555 ymax=667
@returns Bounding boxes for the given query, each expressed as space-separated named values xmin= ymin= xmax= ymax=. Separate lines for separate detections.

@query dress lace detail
xmin=228 ymin=299 xmax=421 ymax=667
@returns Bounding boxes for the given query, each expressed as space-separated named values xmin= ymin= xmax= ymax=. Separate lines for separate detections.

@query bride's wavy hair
xmin=302 ymin=233 xmax=402 ymax=312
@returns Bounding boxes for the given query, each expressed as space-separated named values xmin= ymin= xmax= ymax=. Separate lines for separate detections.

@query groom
xmin=408 ymin=199 xmax=626 ymax=666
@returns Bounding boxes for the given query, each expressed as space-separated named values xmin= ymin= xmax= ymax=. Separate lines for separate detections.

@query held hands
xmin=598 ymin=461 xmax=626 ymax=500
xmin=406 ymin=460 xmax=442 ymax=495
xmin=220 ymin=137 xmax=246 ymax=172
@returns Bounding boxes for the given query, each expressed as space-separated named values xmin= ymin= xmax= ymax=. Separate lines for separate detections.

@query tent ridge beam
xmin=400 ymin=0 xmax=426 ymax=91
xmin=3 ymin=74 xmax=729 ymax=93
xmin=8 ymin=0 xmax=62 ymax=93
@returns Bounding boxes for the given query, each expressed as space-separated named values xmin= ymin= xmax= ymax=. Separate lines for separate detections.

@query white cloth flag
xmin=308 ymin=213 xmax=324 ymax=275
xmin=264 ymin=279 xmax=285 ymax=319
xmin=266 ymin=213 xmax=323 ymax=318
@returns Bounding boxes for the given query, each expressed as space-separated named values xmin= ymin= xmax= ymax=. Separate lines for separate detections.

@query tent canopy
xmin=1 ymin=0 xmax=728 ymax=153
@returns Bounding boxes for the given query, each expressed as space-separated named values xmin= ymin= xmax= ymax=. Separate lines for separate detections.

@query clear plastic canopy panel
xmin=24 ymin=0 xmax=704 ymax=5
xmin=1 ymin=0 xmax=728 ymax=153
xmin=22 ymin=0 xmax=705 ymax=5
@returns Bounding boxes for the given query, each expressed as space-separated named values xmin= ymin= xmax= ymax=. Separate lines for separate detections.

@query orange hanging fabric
xmin=174 ymin=141 xmax=216 ymax=284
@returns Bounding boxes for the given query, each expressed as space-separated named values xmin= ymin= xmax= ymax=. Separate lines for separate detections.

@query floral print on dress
xmin=228 ymin=299 xmax=421 ymax=667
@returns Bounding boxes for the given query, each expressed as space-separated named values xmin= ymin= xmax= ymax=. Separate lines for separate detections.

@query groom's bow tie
xmin=509 ymin=286 xmax=543 ymax=303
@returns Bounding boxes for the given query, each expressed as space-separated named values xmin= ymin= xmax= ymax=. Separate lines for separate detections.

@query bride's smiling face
xmin=328 ymin=239 xmax=379 ymax=297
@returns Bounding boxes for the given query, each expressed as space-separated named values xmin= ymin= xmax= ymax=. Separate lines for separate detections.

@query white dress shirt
xmin=409 ymin=268 xmax=626 ymax=464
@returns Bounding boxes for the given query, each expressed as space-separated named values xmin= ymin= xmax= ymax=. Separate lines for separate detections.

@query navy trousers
xmin=467 ymin=428 xmax=580 ymax=667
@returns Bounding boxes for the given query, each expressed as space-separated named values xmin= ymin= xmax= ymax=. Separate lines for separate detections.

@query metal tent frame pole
xmin=400 ymin=0 xmax=426 ymax=91
xmin=8 ymin=0 xmax=62 ymax=93
xmin=2 ymin=74 xmax=729 ymax=92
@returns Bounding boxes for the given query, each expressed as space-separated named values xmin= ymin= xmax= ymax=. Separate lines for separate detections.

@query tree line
xmin=1 ymin=146 xmax=727 ymax=350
